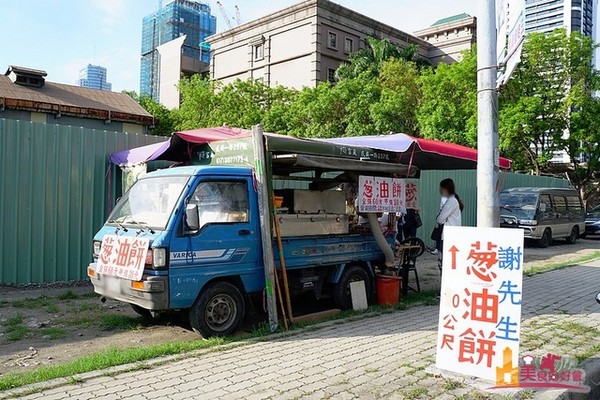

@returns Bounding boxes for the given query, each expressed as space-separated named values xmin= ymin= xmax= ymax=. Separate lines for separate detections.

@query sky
xmin=0 ymin=0 xmax=475 ymax=92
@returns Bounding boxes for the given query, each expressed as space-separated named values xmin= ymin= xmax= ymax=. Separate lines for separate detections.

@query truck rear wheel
xmin=333 ymin=265 xmax=371 ymax=310
xmin=189 ymin=282 xmax=245 ymax=338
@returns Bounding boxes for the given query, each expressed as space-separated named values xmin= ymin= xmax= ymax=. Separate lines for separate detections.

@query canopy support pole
xmin=253 ymin=124 xmax=279 ymax=332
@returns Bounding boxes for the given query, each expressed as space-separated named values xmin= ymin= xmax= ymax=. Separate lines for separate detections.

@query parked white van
xmin=499 ymin=188 xmax=585 ymax=247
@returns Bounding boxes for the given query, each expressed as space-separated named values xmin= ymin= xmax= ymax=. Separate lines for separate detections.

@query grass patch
xmin=556 ymin=321 xmax=598 ymax=336
xmin=442 ymin=378 xmax=464 ymax=390
xmin=0 ymin=337 xmax=226 ymax=391
xmin=3 ymin=314 xmax=29 ymax=342
xmin=11 ymin=297 xmax=51 ymax=309
xmin=99 ymin=315 xmax=144 ymax=331
xmin=40 ymin=327 xmax=67 ymax=340
xmin=404 ymin=387 xmax=428 ymax=399
xmin=524 ymin=251 xmax=600 ymax=277
xmin=58 ymin=290 xmax=79 ymax=300
xmin=6 ymin=325 xmax=29 ymax=342
xmin=63 ymin=316 xmax=95 ymax=328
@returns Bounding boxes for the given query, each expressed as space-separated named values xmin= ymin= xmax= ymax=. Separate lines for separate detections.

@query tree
xmin=561 ymin=32 xmax=600 ymax=204
xmin=174 ymin=76 xmax=296 ymax=133
xmin=499 ymin=29 xmax=571 ymax=174
xmin=122 ymin=90 xmax=175 ymax=136
xmin=335 ymin=37 xmax=421 ymax=80
xmin=417 ymin=48 xmax=478 ymax=147
xmin=370 ymin=59 xmax=421 ymax=135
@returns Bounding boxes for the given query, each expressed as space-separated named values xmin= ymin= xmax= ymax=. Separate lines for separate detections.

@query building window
xmin=253 ymin=43 xmax=264 ymax=61
xmin=344 ymin=37 xmax=354 ymax=54
xmin=327 ymin=68 xmax=336 ymax=83
xmin=327 ymin=32 xmax=337 ymax=49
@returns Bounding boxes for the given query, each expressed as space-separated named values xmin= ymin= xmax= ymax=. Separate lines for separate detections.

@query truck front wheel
xmin=333 ymin=265 xmax=371 ymax=310
xmin=189 ymin=282 xmax=245 ymax=337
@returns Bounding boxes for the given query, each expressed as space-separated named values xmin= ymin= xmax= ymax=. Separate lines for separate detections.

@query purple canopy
xmin=109 ymin=139 xmax=171 ymax=165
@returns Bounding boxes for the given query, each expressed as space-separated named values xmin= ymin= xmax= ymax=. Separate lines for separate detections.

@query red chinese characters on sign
xmin=358 ymin=176 xmax=405 ymax=213
xmin=405 ymin=182 xmax=418 ymax=209
xmin=436 ymin=227 xmax=524 ymax=382
xmin=96 ymin=235 xmax=150 ymax=281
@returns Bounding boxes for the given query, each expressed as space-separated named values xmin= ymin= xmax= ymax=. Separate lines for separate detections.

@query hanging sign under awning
xmin=358 ymin=176 xmax=406 ymax=213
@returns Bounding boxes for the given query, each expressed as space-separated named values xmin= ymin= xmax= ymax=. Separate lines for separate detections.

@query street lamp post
xmin=477 ymin=0 xmax=500 ymax=228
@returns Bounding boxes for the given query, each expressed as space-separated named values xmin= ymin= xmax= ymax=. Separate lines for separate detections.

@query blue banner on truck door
xmin=170 ymin=248 xmax=249 ymax=266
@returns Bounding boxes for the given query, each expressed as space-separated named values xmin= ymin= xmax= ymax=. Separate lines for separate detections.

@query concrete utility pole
xmin=477 ymin=0 xmax=500 ymax=228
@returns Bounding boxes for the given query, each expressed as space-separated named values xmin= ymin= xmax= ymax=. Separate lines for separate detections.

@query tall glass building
xmin=140 ymin=0 xmax=217 ymax=100
xmin=77 ymin=64 xmax=112 ymax=91
xmin=525 ymin=0 xmax=596 ymax=37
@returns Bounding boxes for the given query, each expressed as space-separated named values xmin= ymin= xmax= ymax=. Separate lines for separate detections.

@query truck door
xmin=169 ymin=177 xmax=261 ymax=309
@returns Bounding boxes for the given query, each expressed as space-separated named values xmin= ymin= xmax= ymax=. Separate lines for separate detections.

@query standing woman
xmin=436 ymin=178 xmax=463 ymax=271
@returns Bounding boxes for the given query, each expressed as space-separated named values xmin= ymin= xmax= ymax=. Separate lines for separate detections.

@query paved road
xmin=9 ymin=260 xmax=600 ymax=400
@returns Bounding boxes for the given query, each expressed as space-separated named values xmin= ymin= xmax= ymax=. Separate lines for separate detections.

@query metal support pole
xmin=252 ymin=124 xmax=278 ymax=332
xmin=477 ymin=0 xmax=500 ymax=228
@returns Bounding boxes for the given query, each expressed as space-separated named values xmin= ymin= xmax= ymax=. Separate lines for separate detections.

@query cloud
xmin=91 ymin=0 xmax=128 ymax=30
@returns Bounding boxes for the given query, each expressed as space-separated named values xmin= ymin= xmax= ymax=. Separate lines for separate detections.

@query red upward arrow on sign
xmin=449 ymin=245 xmax=459 ymax=269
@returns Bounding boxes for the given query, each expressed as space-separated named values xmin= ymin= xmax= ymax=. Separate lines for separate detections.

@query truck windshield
xmin=499 ymin=192 xmax=538 ymax=219
xmin=108 ymin=176 xmax=189 ymax=230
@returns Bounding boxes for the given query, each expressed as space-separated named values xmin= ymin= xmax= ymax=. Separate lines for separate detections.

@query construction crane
xmin=216 ymin=1 xmax=240 ymax=29
xmin=235 ymin=5 xmax=241 ymax=25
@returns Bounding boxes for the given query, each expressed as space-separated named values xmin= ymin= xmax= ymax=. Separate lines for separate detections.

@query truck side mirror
xmin=185 ymin=204 xmax=200 ymax=231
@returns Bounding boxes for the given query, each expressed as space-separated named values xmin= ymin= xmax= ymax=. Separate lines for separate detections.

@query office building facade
xmin=525 ymin=0 xmax=596 ymax=37
xmin=206 ymin=0 xmax=437 ymax=89
xmin=77 ymin=64 xmax=112 ymax=91
xmin=140 ymin=0 xmax=217 ymax=101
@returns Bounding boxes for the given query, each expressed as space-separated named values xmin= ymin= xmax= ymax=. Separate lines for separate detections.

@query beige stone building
xmin=206 ymin=0 xmax=438 ymax=89
xmin=415 ymin=13 xmax=477 ymax=65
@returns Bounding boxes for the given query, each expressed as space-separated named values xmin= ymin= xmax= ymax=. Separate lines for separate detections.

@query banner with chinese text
xmin=436 ymin=226 xmax=524 ymax=382
xmin=358 ymin=176 xmax=406 ymax=213
xmin=97 ymin=235 xmax=150 ymax=281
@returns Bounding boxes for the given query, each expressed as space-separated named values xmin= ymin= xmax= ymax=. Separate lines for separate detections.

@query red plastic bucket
xmin=375 ymin=274 xmax=401 ymax=306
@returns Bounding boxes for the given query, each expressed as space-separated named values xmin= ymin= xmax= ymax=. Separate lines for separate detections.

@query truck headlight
xmin=93 ymin=241 xmax=101 ymax=258
xmin=152 ymin=248 xmax=167 ymax=269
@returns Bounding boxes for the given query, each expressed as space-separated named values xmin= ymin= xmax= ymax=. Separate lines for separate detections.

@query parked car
xmin=499 ymin=187 xmax=585 ymax=248
xmin=583 ymin=204 xmax=600 ymax=238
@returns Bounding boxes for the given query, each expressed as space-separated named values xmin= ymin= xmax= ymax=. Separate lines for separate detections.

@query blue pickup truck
xmin=88 ymin=165 xmax=395 ymax=337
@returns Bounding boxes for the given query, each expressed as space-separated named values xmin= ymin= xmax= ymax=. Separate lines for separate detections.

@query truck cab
xmin=89 ymin=165 xmax=394 ymax=337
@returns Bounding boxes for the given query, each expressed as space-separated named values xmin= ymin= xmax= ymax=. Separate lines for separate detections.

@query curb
xmin=532 ymin=355 xmax=600 ymax=400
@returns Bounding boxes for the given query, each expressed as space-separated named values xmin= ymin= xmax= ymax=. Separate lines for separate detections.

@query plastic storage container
xmin=375 ymin=275 xmax=401 ymax=306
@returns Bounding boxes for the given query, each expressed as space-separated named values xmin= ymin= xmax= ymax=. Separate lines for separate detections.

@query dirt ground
xmin=0 ymin=237 xmax=598 ymax=378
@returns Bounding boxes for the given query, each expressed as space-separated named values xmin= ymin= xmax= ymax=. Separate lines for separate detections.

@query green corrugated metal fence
xmin=0 ymin=119 xmax=164 ymax=284
xmin=415 ymin=170 xmax=570 ymax=247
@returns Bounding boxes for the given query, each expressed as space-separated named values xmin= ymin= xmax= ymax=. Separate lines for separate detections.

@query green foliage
xmin=499 ymin=30 xmax=571 ymax=174
xmin=174 ymin=76 xmax=296 ymax=134
xmin=417 ymin=48 xmax=477 ymax=147
xmin=499 ymin=29 xmax=600 ymax=202
xmin=335 ymin=36 xmax=421 ymax=80
xmin=371 ymin=59 xmax=422 ymax=135
xmin=122 ymin=90 xmax=175 ymax=136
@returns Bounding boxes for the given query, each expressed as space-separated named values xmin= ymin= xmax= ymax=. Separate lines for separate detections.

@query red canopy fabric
xmin=176 ymin=127 xmax=251 ymax=144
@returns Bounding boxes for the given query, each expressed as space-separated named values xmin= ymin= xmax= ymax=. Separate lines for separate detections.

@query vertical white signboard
xmin=436 ymin=226 xmax=524 ymax=382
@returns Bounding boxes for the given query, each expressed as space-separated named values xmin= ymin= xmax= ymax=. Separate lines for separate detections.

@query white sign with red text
xmin=436 ymin=226 xmax=524 ymax=382
xmin=97 ymin=235 xmax=150 ymax=281
xmin=358 ymin=176 xmax=405 ymax=213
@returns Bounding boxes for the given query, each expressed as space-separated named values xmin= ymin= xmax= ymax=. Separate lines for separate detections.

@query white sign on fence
xmin=436 ymin=226 xmax=524 ymax=383
xmin=97 ymin=235 xmax=150 ymax=281
xmin=358 ymin=176 xmax=405 ymax=213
